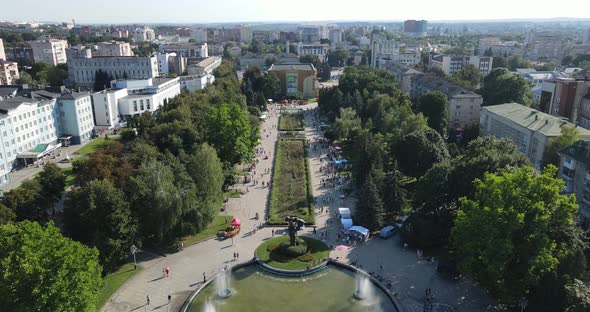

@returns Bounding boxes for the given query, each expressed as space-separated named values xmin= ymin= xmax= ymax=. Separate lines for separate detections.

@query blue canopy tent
xmin=348 ymin=226 xmax=370 ymax=240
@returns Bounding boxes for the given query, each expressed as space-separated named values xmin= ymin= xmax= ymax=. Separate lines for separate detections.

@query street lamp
xmin=130 ymin=244 xmax=138 ymax=270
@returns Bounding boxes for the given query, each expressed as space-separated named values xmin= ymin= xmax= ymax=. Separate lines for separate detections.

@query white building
xmin=329 ymin=29 xmax=343 ymax=45
xmin=93 ymin=41 xmax=133 ymax=57
xmin=477 ymin=37 xmax=501 ymax=56
xmin=371 ymin=36 xmax=399 ymax=67
xmin=430 ymin=53 xmax=493 ymax=76
xmin=296 ymin=43 xmax=329 ymax=62
xmin=156 ymin=53 xmax=176 ymax=76
xmin=0 ymin=38 xmax=5 ymax=60
xmin=68 ymin=56 xmax=159 ymax=88
xmin=179 ymin=74 xmax=215 ymax=93
xmin=133 ymin=27 xmax=156 ymax=42
xmin=99 ymin=77 xmax=180 ymax=120
xmin=159 ymin=43 xmax=208 ymax=58
xmin=91 ymin=88 xmax=128 ymax=129
xmin=186 ymin=56 xmax=222 ymax=76
xmin=0 ymin=90 xmax=94 ymax=185
xmin=29 ymin=39 xmax=68 ymax=65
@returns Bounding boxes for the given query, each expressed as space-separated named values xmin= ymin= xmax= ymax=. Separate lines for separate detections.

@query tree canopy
xmin=481 ymin=68 xmax=534 ymax=106
xmin=417 ymin=91 xmax=448 ymax=135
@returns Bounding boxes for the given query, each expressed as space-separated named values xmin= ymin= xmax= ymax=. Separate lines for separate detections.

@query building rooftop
xmin=58 ymin=91 xmax=90 ymax=100
xmin=0 ymin=87 xmax=18 ymax=98
xmin=413 ymin=74 xmax=479 ymax=98
xmin=269 ymin=63 xmax=316 ymax=71
xmin=483 ymin=103 xmax=590 ymax=137
xmin=0 ymin=96 xmax=36 ymax=113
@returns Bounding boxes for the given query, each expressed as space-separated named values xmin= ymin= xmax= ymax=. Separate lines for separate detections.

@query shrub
xmin=298 ymin=252 xmax=314 ymax=262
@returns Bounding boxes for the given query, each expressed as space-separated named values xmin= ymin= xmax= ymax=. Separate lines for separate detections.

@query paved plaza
xmin=102 ymin=103 xmax=497 ymax=312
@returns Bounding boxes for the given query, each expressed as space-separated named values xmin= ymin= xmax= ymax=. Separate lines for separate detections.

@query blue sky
xmin=2 ymin=0 xmax=590 ymax=24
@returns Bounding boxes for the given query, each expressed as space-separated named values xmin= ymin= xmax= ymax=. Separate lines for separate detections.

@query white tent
xmin=349 ymin=226 xmax=370 ymax=240
xmin=338 ymin=208 xmax=351 ymax=219
xmin=340 ymin=218 xmax=353 ymax=230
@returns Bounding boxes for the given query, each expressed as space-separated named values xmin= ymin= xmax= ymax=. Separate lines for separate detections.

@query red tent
xmin=230 ymin=218 xmax=241 ymax=226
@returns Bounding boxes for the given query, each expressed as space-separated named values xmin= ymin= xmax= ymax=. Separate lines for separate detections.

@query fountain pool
xmin=187 ymin=263 xmax=399 ymax=312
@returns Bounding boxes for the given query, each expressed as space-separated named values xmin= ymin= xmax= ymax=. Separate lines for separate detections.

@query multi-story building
xmin=6 ymin=47 xmax=34 ymax=64
xmin=403 ymin=20 xmax=428 ymax=38
xmin=132 ymin=27 xmax=156 ymax=42
xmin=280 ymin=31 xmax=299 ymax=42
xmin=429 ymin=53 xmax=493 ymax=76
xmin=557 ymin=140 xmax=590 ymax=231
xmin=525 ymin=31 xmax=569 ymax=61
xmin=93 ymin=41 xmax=133 ymax=57
xmin=302 ymin=27 xmax=320 ymax=43
xmin=158 ymin=43 xmax=208 ymax=58
xmin=240 ymin=26 xmax=253 ymax=43
xmin=377 ymin=51 xmax=422 ymax=69
xmin=68 ymin=56 xmax=159 ymax=88
xmin=0 ymin=90 xmax=94 ymax=185
xmin=190 ymin=29 xmax=208 ymax=43
xmin=0 ymin=38 xmax=5 ymax=60
xmin=179 ymin=74 xmax=215 ymax=93
xmin=542 ymin=79 xmax=590 ymax=124
xmin=329 ymin=29 xmax=343 ymax=46
xmin=477 ymin=37 xmax=501 ymax=56
xmin=29 ymin=39 xmax=68 ymax=65
xmin=584 ymin=27 xmax=590 ymax=45
xmin=92 ymin=77 xmax=180 ymax=129
xmin=370 ymin=36 xmax=399 ymax=67
xmin=411 ymin=74 xmax=483 ymax=130
xmin=186 ymin=56 xmax=222 ymax=76
xmin=296 ymin=43 xmax=329 ymax=62
xmin=0 ymin=60 xmax=20 ymax=85
xmin=269 ymin=63 xmax=318 ymax=99
xmin=383 ymin=63 xmax=423 ymax=94
xmin=253 ymin=31 xmax=274 ymax=44
xmin=480 ymin=103 xmax=590 ymax=169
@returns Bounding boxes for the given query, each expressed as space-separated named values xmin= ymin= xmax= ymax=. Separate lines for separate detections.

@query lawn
xmin=74 ymin=137 xmax=118 ymax=155
xmin=96 ymin=263 xmax=141 ymax=310
xmin=179 ymin=215 xmax=233 ymax=246
xmin=61 ymin=167 xmax=76 ymax=189
xmin=255 ymin=235 xmax=329 ymax=270
xmin=279 ymin=113 xmax=304 ymax=131
xmin=224 ymin=189 xmax=242 ymax=198
xmin=269 ymin=139 xmax=314 ymax=224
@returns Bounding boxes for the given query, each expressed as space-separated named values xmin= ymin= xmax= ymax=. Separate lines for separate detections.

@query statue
xmin=285 ymin=216 xmax=305 ymax=246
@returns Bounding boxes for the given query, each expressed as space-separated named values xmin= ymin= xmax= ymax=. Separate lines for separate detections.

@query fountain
xmin=353 ymin=270 xmax=371 ymax=300
xmin=216 ymin=265 xmax=232 ymax=298
xmin=204 ymin=301 xmax=216 ymax=312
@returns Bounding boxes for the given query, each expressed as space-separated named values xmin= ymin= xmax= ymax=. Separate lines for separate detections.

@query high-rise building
xmin=403 ymin=20 xmax=427 ymax=37
xmin=29 ymin=39 xmax=68 ymax=65
xmin=190 ymin=29 xmax=208 ymax=43
xmin=302 ymin=27 xmax=320 ymax=43
xmin=0 ymin=38 xmax=5 ymax=61
xmin=329 ymin=29 xmax=343 ymax=45
xmin=0 ymin=60 xmax=20 ymax=85
xmin=240 ymin=26 xmax=253 ymax=43
xmin=371 ymin=35 xmax=399 ymax=67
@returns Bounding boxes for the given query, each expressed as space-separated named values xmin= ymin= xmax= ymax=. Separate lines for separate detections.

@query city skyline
xmin=2 ymin=0 xmax=590 ymax=24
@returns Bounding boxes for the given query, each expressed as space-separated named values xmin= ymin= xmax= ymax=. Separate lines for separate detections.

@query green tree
xmin=481 ymin=68 xmax=534 ymax=106
xmin=451 ymin=166 xmax=579 ymax=304
xmin=36 ymin=163 xmax=66 ymax=212
xmin=543 ymin=125 xmax=580 ymax=168
xmin=395 ymin=129 xmax=450 ymax=178
xmin=449 ymin=64 xmax=481 ymax=89
xmin=207 ymin=102 xmax=256 ymax=164
xmin=492 ymin=56 xmax=508 ymax=69
xmin=0 ymin=202 xmax=15 ymax=225
xmin=331 ymin=107 xmax=362 ymax=141
xmin=185 ymin=143 xmax=224 ymax=231
xmin=417 ymin=91 xmax=448 ymax=135
xmin=46 ymin=65 xmax=68 ymax=86
xmin=381 ymin=168 xmax=408 ymax=217
xmin=2 ymin=179 xmax=42 ymax=221
xmin=355 ymin=169 xmax=385 ymax=230
xmin=64 ymin=179 xmax=137 ymax=272
xmin=0 ymin=221 xmax=101 ymax=311
xmin=564 ymin=279 xmax=590 ymax=312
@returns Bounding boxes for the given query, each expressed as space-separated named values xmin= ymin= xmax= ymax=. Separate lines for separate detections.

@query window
xmin=140 ymin=100 xmax=144 ymax=110
xmin=133 ymin=101 xmax=138 ymax=112
xmin=146 ymin=99 xmax=151 ymax=110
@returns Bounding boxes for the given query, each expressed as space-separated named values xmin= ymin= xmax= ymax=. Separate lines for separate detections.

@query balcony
xmin=563 ymin=177 xmax=575 ymax=193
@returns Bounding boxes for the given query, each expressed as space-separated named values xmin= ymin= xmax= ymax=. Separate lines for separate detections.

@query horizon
xmin=2 ymin=0 xmax=590 ymax=25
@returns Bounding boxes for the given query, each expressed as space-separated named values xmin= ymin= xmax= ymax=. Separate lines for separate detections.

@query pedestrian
xmin=233 ymin=252 xmax=236 ymax=260
xmin=237 ymin=252 xmax=239 ymax=259
xmin=380 ymin=264 xmax=383 ymax=271
xmin=272 ymin=229 xmax=275 ymax=237
xmin=203 ymin=272 xmax=206 ymax=283
xmin=168 ymin=294 xmax=172 ymax=304
xmin=165 ymin=267 xmax=170 ymax=277
xmin=146 ymin=295 xmax=150 ymax=305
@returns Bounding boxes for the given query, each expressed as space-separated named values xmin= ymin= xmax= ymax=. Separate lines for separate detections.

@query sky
xmin=2 ymin=0 xmax=590 ymax=24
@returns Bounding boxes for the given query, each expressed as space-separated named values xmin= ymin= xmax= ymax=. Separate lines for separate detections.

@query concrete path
xmin=103 ymin=103 xmax=497 ymax=312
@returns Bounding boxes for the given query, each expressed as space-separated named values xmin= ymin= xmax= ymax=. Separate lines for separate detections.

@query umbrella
xmin=230 ymin=218 xmax=241 ymax=226
xmin=335 ymin=245 xmax=349 ymax=251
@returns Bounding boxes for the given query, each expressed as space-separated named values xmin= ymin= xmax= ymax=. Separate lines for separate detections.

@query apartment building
xmin=132 ymin=27 xmax=156 ymax=42
xmin=159 ymin=43 xmax=208 ymax=58
xmin=296 ymin=43 xmax=329 ymax=62
xmin=0 ymin=90 xmax=94 ymax=185
xmin=480 ymin=103 xmax=590 ymax=169
xmin=29 ymin=39 xmax=68 ymax=65
xmin=558 ymin=140 xmax=590 ymax=231
xmin=0 ymin=38 xmax=5 ymax=60
xmin=186 ymin=56 xmax=222 ymax=76
xmin=430 ymin=53 xmax=493 ymax=76
xmin=302 ymin=27 xmax=320 ymax=43
xmin=68 ymin=56 xmax=159 ymax=88
xmin=93 ymin=41 xmax=133 ymax=57
xmin=0 ymin=60 xmax=20 ymax=85
xmin=411 ymin=74 xmax=482 ymax=130
xmin=403 ymin=20 xmax=428 ymax=38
